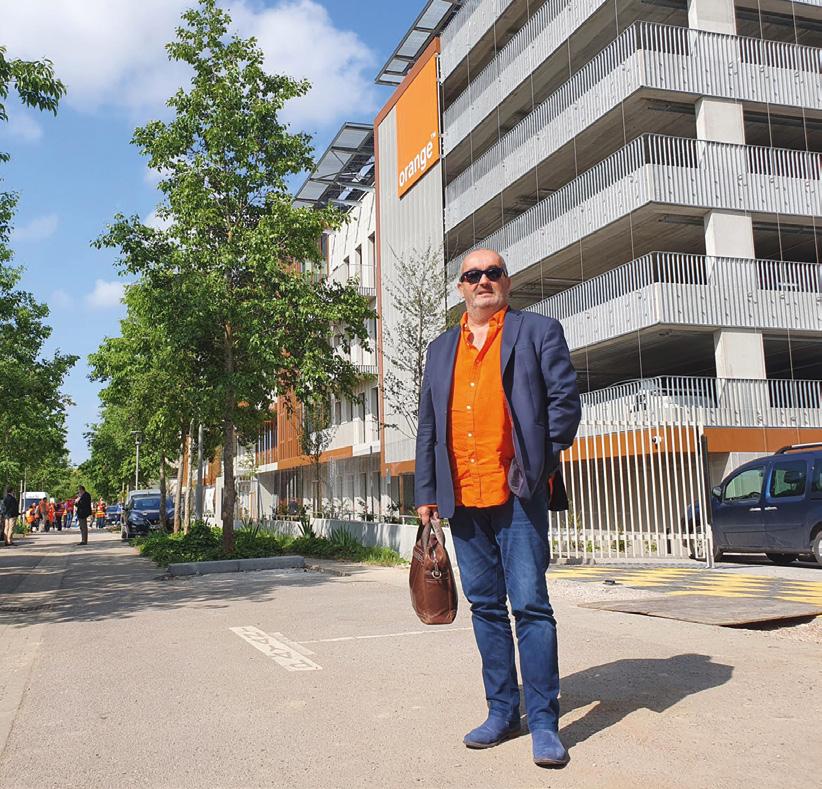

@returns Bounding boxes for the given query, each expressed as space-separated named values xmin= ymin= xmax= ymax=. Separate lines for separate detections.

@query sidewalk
xmin=0 ymin=531 xmax=820 ymax=788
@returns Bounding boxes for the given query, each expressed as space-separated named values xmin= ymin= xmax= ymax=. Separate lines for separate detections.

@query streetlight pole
xmin=132 ymin=431 xmax=142 ymax=490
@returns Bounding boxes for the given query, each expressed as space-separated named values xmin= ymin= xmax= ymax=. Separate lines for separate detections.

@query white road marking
xmin=300 ymin=626 xmax=473 ymax=645
xmin=231 ymin=626 xmax=322 ymax=672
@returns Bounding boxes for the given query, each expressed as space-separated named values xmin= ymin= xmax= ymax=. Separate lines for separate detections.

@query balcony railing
xmin=527 ymin=253 xmax=822 ymax=351
xmin=580 ymin=376 xmax=822 ymax=432
xmin=443 ymin=0 xmax=608 ymax=152
xmin=446 ymin=22 xmax=822 ymax=229
xmin=440 ymin=0 xmax=517 ymax=80
xmin=447 ymin=134 xmax=822 ymax=284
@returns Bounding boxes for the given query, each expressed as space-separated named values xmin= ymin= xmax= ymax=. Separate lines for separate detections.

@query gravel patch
xmin=735 ymin=614 xmax=822 ymax=644
xmin=550 ymin=576 xmax=661 ymax=604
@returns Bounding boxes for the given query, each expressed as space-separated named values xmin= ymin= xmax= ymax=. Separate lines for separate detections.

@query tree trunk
xmin=173 ymin=428 xmax=185 ymax=534
xmin=222 ymin=320 xmax=236 ymax=554
xmin=159 ymin=454 xmax=167 ymax=531
xmin=183 ymin=418 xmax=195 ymax=534
xmin=221 ymin=415 xmax=236 ymax=553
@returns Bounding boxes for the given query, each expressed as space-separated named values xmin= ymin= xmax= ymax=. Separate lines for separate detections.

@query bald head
xmin=457 ymin=247 xmax=511 ymax=321
xmin=461 ymin=248 xmax=508 ymax=276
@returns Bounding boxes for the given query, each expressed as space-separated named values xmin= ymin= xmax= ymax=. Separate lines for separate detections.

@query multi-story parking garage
xmin=372 ymin=0 xmax=822 ymax=558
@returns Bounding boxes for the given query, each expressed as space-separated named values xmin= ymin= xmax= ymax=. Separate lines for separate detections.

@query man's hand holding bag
xmin=409 ymin=515 xmax=458 ymax=625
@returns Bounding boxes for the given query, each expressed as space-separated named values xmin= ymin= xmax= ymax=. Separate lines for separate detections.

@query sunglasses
xmin=459 ymin=266 xmax=508 ymax=284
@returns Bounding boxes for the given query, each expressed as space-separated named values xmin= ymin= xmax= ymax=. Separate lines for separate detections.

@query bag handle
xmin=420 ymin=516 xmax=446 ymax=551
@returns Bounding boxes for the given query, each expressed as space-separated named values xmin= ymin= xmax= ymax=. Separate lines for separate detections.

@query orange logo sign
xmin=396 ymin=55 xmax=440 ymax=198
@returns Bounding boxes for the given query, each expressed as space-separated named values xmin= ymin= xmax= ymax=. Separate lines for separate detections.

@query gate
xmin=548 ymin=415 xmax=713 ymax=563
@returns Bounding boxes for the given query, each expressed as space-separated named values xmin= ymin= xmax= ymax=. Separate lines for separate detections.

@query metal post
xmin=132 ymin=431 xmax=142 ymax=490
xmin=195 ymin=422 xmax=204 ymax=520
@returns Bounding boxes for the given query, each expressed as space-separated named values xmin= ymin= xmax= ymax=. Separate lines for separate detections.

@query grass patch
xmin=134 ymin=522 xmax=406 ymax=568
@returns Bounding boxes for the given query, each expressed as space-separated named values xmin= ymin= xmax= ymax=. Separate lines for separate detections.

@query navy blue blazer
xmin=414 ymin=309 xmax=581 ymax=518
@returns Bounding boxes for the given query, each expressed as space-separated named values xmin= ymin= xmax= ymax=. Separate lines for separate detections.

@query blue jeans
xmin=449 ymin=492 xmax=559 ymax=731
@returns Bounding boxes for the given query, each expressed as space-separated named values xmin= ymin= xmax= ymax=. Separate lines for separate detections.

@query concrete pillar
xmin=704 ymin=210 xmax=755 ymax=259
xmin=696 ymin=98 xmax=745 ymax=146
xmin=689 ymin=0 xmax=766 ymax=381
xmin=688 ymin=0 xmax=736 ymax=35
xmin=713 ymin=330 xmax=766 ymax=379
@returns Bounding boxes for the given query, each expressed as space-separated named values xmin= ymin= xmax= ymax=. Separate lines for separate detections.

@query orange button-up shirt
xmin=447 ymin=307 xmax=515 ymax=508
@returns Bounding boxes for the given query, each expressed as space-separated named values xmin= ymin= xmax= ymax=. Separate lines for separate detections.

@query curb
xmin=167 ymin=555 xmax=305 ymax=577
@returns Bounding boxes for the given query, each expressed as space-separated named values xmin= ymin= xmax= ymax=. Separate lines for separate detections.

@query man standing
xmin=3 ymin=487 xmax=19 ymax=546
xmin=75 ymin=485 xmax=92 ymax=546
xmin=415 ymin=249 xmax=581 ymax=767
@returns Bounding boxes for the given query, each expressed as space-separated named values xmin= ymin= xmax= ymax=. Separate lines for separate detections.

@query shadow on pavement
xmin=556 ymin=654 xmax=733 ymax=749
xmin=0 ymin=533 xmax=344 ymax=627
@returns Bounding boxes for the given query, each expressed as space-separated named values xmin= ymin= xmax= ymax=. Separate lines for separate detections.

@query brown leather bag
xmin=409 ymin=517 xmax=458 ymax=625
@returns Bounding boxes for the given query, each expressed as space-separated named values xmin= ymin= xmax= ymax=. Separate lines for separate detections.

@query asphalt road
xmin=0 ymin=532 xmax=820 ymax=788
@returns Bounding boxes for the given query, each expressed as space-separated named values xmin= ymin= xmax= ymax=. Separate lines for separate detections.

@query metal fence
xmin=549 ymin=415 xmax=712 ymax=561
xmin=447 ymin=134 xmax=822 ymax=282
xmin=527 ymin=252 xmax=822 ymax=350
xmin=579 ymin=376 xmax=822 ymax=431
xmin=445 ymin=21 xmax=822 ymax=228
xmin=443 ymin=0 xmax=608 ymax=148
xmin=440 ymin=0 xmax=518 ymax=79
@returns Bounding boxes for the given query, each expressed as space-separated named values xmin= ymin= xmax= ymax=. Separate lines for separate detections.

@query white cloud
xmin=0 ymin=0 xmax=379 ymax=129
xmin=144 ymin=208 xmax=172 ymax=231
xmin=233 ymin=0 xmax=380 ymax=128
xmin=11 ymin=214 xmax=59 ymax=242
xmin=3 ymin=111 xmax=44 ymax=143
xmin=49 ymin=289 xmax=72 ymax=308
xmin=86 ymin=279 xmax=125 ymax=309
xmin=144 ymin=165 xmax=170 ymax=186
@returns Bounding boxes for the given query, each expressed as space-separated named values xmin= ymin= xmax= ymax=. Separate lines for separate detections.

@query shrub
xmin=131 ymin=521 xmax=405 ymax=568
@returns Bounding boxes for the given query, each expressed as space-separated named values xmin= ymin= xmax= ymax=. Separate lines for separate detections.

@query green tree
xmin=0 ymin=45 xmax=65 ymax=162
xmin=0 ymin=47 xmax=74 ymax=490
xmin=299 ymin=395 xmax=336 ymax=516
xmin=88 ymin=278 xmax=210 ymax=528
xmin=97 ymin=0 xmax=373 ymax=553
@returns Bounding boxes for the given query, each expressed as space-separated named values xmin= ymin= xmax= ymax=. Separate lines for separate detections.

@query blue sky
xmin=0 ymin=0 xmax=419 ymax=464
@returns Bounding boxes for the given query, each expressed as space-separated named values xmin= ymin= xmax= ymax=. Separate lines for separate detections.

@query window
xmin=343 ymin=256 xmax=350 ymax=278
xmin=723 ymin=467 xmax=764 ymax=502
xmin=769 ymin=461 xmax=807 ymax=499
xmin=370 ymin=387 xmax=379 ymax=420
xmin=812 ymin=461 xmax=822 ymax=496
xmin=334 ymin=399 xmax=342 ymax=426
xmin=367 ymin=233 xmax=375 ymax=268
xmin=367 ymin=233 xmax=376 ymax=288
xmin=354 ymin=244 xmax=362 ymax=281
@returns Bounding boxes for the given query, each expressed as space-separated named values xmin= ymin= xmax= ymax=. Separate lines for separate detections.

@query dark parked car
xmin=121 ymin=496 xmax=175 ymax=540
xmin=708 ymin=444 xmax=822 ymax=564
xmin=105 ymin=503 xmax=123 ymax=525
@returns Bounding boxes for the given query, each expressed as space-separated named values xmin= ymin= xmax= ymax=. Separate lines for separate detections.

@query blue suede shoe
xmin=531 ymin=729 xmax=570 ymax=767
xmin=463 ymin=715 xmax=521 ymax=749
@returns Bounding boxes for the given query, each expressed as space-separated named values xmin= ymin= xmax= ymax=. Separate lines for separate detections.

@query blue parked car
xmin=708 ymin=444 xmax=822 ymax=564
